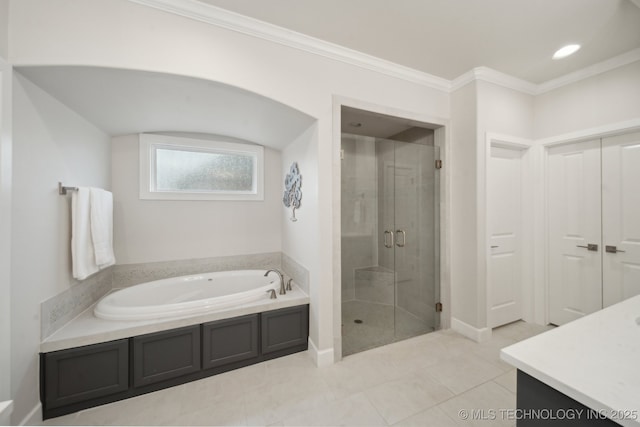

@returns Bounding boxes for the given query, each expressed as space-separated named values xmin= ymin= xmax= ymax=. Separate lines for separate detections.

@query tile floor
xmin=41 ymin=321 xmax=553 ymax=426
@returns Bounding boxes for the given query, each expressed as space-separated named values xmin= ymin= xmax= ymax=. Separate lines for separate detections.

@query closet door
xmin=602 ymin=131 xmax=640 ymax=307
xmin=548 ymin=140 xmax=602 ymax=326
xmin=488 ymin=146 xmax=523 ymax=327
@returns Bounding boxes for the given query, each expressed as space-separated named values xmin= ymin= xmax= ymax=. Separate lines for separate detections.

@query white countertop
xmin=41 ymin=284 xmax=310 ymax=353
xmin=501 ymin=295 xmax=640 ymax=427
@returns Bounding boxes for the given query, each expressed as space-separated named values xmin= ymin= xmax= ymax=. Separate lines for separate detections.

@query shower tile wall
xmin=354 ymin=266 xmax=395 ymax=304
xmin=341 ymin=135 xmax=377 ymax=303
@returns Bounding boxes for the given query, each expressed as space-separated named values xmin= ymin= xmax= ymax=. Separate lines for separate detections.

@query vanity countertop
xmin=41 ymin=284 xmax=310 ymax=353
xmin=501 ymin=295 xmax=640 ymax=427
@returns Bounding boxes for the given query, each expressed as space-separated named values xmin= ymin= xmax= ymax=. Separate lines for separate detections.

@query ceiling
xmin=196 ymin=0 xmax=640 ymax=84
xmin=16 ymin=66 xmax=314 ymax=149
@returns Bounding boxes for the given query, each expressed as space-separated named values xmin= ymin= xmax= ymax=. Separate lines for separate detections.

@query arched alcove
xmin=16 ymin=65 xmax=316 ymax=149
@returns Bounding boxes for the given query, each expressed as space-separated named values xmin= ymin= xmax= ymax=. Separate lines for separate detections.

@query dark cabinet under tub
xmin=40 ymin=304 xmax=309 ymax=420
xmin=42 ymin=339 xmax=129 ymax=410
xmin=202 ymin=314 xmax=259 ymax=369
xmin=132 ymin=325 xmax=201 ymax=387
xmin=262 ymin=304 xmax=309 ymax=355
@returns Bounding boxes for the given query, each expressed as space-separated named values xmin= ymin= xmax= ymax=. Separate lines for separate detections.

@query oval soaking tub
xmin=94 ymin=270 xmax=278 ymax=321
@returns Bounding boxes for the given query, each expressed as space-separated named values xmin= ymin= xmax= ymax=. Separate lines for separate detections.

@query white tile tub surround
xmin=40 ymin=251 xmax=309 ymax=339
xmin=281 ymin=252 xmax=309 ymax=294
xmin=112 ymin=252 xmax=282 ymax=288
xmin=40 ymin=267 xmax=113 ymax=340
xmin=40 ymin=281 xmax=309 ymax=353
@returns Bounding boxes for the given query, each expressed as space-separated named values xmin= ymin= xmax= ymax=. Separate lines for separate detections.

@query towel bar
xmin=58 ymin=182 xmax=79 ymax=195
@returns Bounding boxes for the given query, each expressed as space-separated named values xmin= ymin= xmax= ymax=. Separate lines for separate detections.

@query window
xmin=139 ymin=134 xmax=264 ymax=200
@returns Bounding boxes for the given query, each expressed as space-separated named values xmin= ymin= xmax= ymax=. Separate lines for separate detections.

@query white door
xmin=602 ymin=131 xmax=640 ymax=307
xmin=488 ymin=146 xmax=523 ymax=327
xmin=548 ymin=140 xmax=602 ymax=325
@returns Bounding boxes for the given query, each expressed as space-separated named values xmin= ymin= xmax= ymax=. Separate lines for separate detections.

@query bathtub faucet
xmin=264 ymin=269 xmax=286 ymax=295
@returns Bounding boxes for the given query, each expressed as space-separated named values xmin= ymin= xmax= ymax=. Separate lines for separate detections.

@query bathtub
xmin=94 ymin=270 xmax=279 ymax=321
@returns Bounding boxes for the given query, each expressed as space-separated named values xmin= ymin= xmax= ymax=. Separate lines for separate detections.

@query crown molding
xmin=537 ymin=118 xmax=640 ymax=147
xmin=127 ymin=0 xmax=451 ymax=92
xmin=450 ymin=69 xmax=476 ymax=92
xmin=537 ymin=48 xmax=640 ymax=94
xmin=451 ymin=67 xmax=538 ymax=95
xmin=128 ymin=0 xmax=640 ymax=97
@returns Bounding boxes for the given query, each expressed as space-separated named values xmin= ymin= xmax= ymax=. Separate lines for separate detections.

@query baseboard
xmin=308 ymin=337 xmax=334 ymax=367
xmin=451 ymin=317 xmax=492 ymax=343
xmin=19 ymin=402 xmax=41 ymax=426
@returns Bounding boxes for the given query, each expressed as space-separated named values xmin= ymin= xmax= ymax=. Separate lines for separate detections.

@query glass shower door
xmin=390 ymin=140 xmax=440 ymax=338
xmin=341 ymin=132 xmax=439 ymax=356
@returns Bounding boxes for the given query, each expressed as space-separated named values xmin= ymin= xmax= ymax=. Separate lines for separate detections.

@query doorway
xmin=487 ymin=145 xmax=525 ymax=327
xmin=547 ymin=131 xmax=640 ymax=325
xmin=340 ymin=108 xmax=440 ymax=356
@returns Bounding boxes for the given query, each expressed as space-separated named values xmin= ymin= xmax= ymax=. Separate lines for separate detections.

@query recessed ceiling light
xmin=553 ymin=44 xmax=581 ymax=60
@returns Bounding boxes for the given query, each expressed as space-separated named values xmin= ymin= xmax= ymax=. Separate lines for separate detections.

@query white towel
xmin=72 ymin=188 xmax=98 ymax=280
xmin=90 ymin=188 xmax=115 ymax=268
xmin=71 ymin=187 xmax=115 ymax=280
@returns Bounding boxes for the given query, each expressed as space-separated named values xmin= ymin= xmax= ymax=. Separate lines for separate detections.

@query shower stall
xmin=341 ymin=129 xmax=440 ymax=356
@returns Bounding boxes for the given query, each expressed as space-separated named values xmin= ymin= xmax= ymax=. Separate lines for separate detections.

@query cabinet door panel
xmin=44 ymin=339 xmax=128 ymax=409
xmin=202 ymin=314 xmax=258 ymax=369
xmin=133 ymin=325 xmax=200 ymax=387
xmin=261 ymin=305 xmax=309 ymax=354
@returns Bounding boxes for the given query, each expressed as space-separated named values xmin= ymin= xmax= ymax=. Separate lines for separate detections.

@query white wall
xmin=280 ymin=123 xmax=322 ymax=356
xmin=450 ymin=80 xmax=535 ymax=337
xmin=0 ymin=0 xmax=8 ymax=60
xmin=534 ymin=61 xmax=640 ymax=139
xmin=10 ymin=72 xmax=111 ymax=424
xmin=0 ymin=57 xmax=12 ymax=409
xmin=450 ymin=82 xmax=478 ymax=329
xmin=0 ymin=2 xmax=10 ymax=407
xmin=0 ymin=4 xmax=11 ymax=419
xmin=112 ymin=133 xmax=282 ymax=264
xmin=478 ymin=81 xmax=534 ymax=139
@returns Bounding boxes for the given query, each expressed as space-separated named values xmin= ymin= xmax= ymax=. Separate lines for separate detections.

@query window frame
xmin=139 ymin=134 xmax=264 ymax=201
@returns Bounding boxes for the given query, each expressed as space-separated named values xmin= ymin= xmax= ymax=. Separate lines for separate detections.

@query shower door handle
xmin=384 ymin=230 xmax=394 ymax=248
xmin=396 ymin=229 xmax=406 ymax=247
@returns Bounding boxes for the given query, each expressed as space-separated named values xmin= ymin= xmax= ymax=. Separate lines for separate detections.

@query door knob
xmin=576 ymin=243 xmax=598 ymax=251
xmin=605 ymin=245 xmax=626 ymax=253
